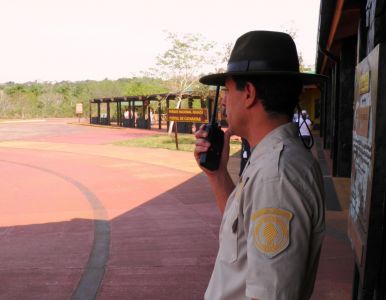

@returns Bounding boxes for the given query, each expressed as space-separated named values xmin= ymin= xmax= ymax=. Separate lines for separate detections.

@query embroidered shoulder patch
xmin=251 ymin=208 xmax=293 ymax=258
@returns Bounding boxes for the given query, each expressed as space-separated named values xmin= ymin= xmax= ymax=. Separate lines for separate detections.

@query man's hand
xmin=194 ymin=124 xmax=232 ymax=176
xmin=194 ymin=124 xmax=235 ymax=213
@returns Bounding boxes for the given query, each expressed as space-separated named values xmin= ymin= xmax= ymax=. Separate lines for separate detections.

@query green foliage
xmin=151 ymin=31 xmax=218 ymax=95
xmin=29 ymin=84 xmax=44 ymax=96
xmin=126 ymin=77 xmax=168 ymax=96
xmin=4 ymin=84 xmax=26 ymax=96
xmin=0 ymin=77 xmax=169 ymax=119
xmin=0 ymin=31 xmax=231 ymax=119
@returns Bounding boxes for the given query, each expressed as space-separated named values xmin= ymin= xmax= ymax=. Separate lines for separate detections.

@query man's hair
xmin=231 ymin=76 xmax=303 ymax=119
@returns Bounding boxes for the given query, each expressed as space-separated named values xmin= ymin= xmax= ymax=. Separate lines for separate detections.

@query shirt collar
xmin=249 ymin=122 xmax=298 ymax=162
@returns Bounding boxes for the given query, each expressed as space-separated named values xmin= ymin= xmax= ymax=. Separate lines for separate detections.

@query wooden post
xmin=89 ymin=100 xmax=92 ymax=124
xmin=128 ymin=100 xmax=132 ymax=127
xmin=133 ymin=100 xmax=136 ymax=128
xmin=107 ymin=101 xmax=110 ymax=125
xmin=174 ymin=121 xmax=179 ymax=150
xmin=97 ymin=102 xmax=101 ymax=124
xmin=117 ymin=101 xmax=121 ymax=126
xmin=166 ymin=98 xmax=170 ymax=131
xmin=158 ymin=101 xmax=161 ymax=130
xmin=142 ymin=100 xmax=146 ymax=126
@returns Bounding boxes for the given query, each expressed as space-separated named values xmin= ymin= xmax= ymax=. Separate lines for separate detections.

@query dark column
xmin=358 ymin=1 xmax=368 ymax=62
xmin=166 ymin=98 xmax=170 ymax=131
xmin=107 ymin=102 xmax=110 ymax=125
xmin=89 ymin=100 xmax=92 ymax=124
xmin=117 ymin=101 xmax=121 ymax=126
xmin=336 ymin=36 xmax=356 ymax=177
xmin=147 ymin=105 xmax=151 ymax=129
xmin=324 ymin=69 xmax=333 ymax=150
xmin=133 ymin=100 xmax=136 ymax=128
xmin=97 ymin=102 xmax=101 ymax=124
xmin=158 ymin=101 xmax=161 ymax=130
xmin=119 ymin=101 xmax=122 ymax=126
xmin=332 ymin=60 xmax=340 ymax=175
xmin=140 ymin=101 xmax=146 ymax=129
xmin=320 ymin=82 xmax=326 ymax=138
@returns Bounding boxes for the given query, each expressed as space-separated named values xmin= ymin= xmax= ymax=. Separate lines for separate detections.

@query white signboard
xmin=76 ymin=103 xmax=83 ymax=114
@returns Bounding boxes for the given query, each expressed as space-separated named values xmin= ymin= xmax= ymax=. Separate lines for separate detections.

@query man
xmin=297 ymin=110 xmax=313 ymax=146
xmin=194 ymin=31 xmax=325 ymax=300
xmin=124 ymin=108 xmax=130 ymax=119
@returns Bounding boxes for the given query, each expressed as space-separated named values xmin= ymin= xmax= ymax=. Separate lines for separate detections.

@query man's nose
xmin=221 ymin=95 xmax=227 ymax=106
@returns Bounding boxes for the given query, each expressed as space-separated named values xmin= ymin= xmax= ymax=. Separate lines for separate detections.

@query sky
xmin=0 ymin=0 xmax=321 ymax=83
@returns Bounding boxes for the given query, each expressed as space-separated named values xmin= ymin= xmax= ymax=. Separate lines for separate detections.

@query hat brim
xmin=199 ymin=71 xmax=327 ymax=86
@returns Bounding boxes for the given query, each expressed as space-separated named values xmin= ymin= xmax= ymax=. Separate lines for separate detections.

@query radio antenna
xmin=209 ymin=86 xmax=221 ymax=126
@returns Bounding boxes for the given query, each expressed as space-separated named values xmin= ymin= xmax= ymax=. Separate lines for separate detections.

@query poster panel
xmin=348 ymin=46 xmax=380 ymax=274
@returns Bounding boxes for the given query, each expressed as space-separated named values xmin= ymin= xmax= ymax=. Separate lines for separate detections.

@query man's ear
xmin=244 ymin=82 xmax=258 ymax=108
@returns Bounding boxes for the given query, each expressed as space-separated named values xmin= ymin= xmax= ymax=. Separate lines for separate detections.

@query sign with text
xmin=348 ymin=44 xmax=386 ymax=290
xmin=349 ymin=48 xmax=376 ymax=270
xmin=167 ymin=108 xmax=208 ymax=123
xmin=76 ymin=103 xmax=83 ymax=114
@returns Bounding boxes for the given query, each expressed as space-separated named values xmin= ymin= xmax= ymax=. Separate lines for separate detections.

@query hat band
xmin=227 ymin=60 xmax=298 ymax=73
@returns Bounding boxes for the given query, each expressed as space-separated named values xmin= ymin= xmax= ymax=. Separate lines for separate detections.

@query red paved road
xmin=0 ymin=118 xmax=219 ymax=300
xmin=0 ymin=118 xmax=353 ymax=299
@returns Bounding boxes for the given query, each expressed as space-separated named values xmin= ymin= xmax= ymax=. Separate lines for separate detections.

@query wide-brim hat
xmin=200 ymin=31 xmax=326 ymax=86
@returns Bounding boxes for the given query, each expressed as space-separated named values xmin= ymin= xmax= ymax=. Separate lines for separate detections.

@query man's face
xmin=222 ymin=78 xmax=246 ymax=135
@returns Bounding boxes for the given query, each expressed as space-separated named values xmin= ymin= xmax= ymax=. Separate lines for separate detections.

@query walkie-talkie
xmin=199 ymin=86 xmax=224 ymax=171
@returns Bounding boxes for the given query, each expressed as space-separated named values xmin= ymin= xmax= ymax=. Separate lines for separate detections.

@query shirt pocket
xmin=220 ymin=199 xmax=240 ymax=263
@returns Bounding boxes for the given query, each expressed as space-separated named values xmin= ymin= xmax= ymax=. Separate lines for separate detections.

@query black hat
xmin=200 ymin=31 xmax=326 ymax=86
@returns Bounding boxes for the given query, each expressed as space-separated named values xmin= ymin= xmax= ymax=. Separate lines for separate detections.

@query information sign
xmin=76 ymin=103 xmax=83 ymax=114
xmin=167 ymin=108 xmax=208 ymax=123
xmin=348 ymin=44 xmax=386 ymax=292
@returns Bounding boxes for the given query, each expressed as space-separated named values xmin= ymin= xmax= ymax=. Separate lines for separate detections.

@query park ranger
xmin=194 ymin=31 xmax=325 ymax=300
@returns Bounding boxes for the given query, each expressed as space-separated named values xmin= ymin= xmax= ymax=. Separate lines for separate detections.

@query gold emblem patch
xmin=251 ymin=208 xmax=293 ymax=258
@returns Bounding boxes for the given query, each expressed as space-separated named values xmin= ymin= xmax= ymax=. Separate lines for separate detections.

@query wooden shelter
xmin=89 ymin=93 xmax=214 ymax=131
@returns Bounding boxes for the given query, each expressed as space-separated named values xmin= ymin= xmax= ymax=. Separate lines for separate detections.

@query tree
xmin=154 ymin=31 xmax=217 ymax=95
xmin=282 ymin=25 xmax=306 ymax=71
xmin=212 ymin=42 xmax=233 ymax=73
xmin=148 ymin=31 xmax=221 ymax=133
xmin=0 ymin=90 xmax=12 ymax=118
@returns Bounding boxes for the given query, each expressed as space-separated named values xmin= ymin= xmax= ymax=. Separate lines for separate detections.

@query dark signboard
xmin=167 ymin=108 xmax=209 ymax=123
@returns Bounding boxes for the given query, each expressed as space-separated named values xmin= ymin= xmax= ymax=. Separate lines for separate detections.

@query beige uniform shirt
xmin=205 ymin=123 xmax=325 ymax=300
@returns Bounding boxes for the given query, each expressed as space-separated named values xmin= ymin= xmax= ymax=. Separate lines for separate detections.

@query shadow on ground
xmin=0 ymin=156 xmax=353 ymax=300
